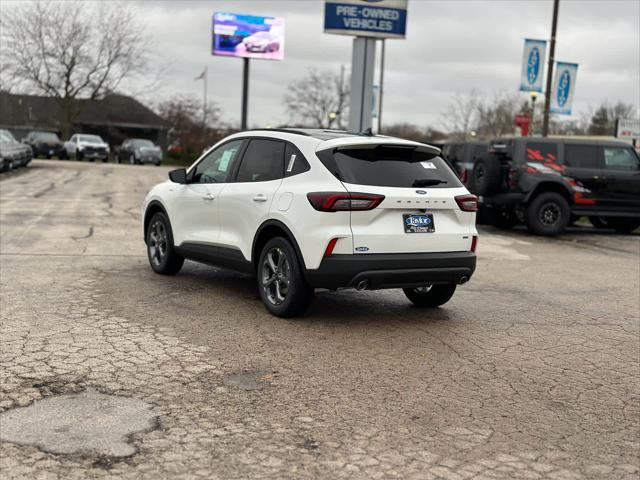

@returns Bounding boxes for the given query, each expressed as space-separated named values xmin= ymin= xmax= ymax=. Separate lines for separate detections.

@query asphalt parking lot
xmin=1 ymin=160 xmax=638 ymax=480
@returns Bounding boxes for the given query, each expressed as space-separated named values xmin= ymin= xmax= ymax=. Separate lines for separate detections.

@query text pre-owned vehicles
xmin=470 ymin=137 xmax=640 ymax=235
xmin=142 ymin=129 xmax=478 ymax=317
xmin=64 ymin=134 xmax=110 ymax=162
xmin=116 ymin=138 xmax=162 ymax=165
xmin=0 ymin=129 xmax=33 ymax=172
xmin=22 ymin=131 xmax=66 ymax=159
xmin=441 ymin=141 xmax=489 ymax=184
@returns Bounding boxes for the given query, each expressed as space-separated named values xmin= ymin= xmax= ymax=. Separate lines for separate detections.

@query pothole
xmin=224 ymin=370 xmax=275 ymax=391
xmin=0 ymin=389 xmax=158 ymax=457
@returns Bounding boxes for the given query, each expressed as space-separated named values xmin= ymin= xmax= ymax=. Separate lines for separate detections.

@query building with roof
xmin=0 ymin=92 xmax=169 ymax=150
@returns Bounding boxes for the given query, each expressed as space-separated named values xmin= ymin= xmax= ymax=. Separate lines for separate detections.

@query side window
xmin=564 ymin=144 xmax=602 ymax=169
xmin=603 ymin=147 xmax=640 ymax=170
xmin=284 ymin=143 xmax=310 ymax=177
xmin=191 ymin=139 xmax=243 ymax=184
xmin=525 ymin=142 xmax=558 ymax=163
xmin=236 ymin=139 xmax=284 ymax=183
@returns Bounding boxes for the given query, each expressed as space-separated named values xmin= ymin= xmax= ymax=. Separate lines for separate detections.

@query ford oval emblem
xmin=415 ymin=190 xmax=427 ymax=195
xmin=527 ymin=47 xmax=540 ymax=85
xmin=557 ymin=70 xmax=571 ymax=107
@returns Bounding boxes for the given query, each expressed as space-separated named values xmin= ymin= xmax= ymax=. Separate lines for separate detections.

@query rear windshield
xmin=318 ymin=145 xmax=462 ymax=188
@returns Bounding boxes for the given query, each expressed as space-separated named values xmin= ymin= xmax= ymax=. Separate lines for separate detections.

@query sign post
xmin=324 ymin=0 xmax=407 ymax=133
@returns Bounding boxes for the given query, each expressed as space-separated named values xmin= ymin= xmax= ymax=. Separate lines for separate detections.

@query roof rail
xmin=247 ymin=128 xmax=311 ymax=136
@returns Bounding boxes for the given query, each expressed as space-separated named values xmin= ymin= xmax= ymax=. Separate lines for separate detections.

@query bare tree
xmin=0 ymin=0 xmax=151 ymax=137
xmin=284 ymin=68 xmax=349 ymax=129
xmin=587 ymin=101 xmax=637 ymax=135
xmin=475 ymin=92 xmax=521 ymax=139
xmin=442 ymin=91 xmax=479 ymax=140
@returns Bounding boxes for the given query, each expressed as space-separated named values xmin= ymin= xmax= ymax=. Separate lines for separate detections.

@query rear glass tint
xmin=564 ymin=144 xmax=602 ymax=169
xmin=318 ymin=146 xmax=462 ymax=188
xmin=525 ymin=142 xmax=558 ymax=163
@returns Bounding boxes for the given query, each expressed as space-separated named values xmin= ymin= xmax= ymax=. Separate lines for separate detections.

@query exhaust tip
xmin=458 ymin=276 xmax=469 ymax=285
xmin=356 ymin=280 xmax=370 ymax=291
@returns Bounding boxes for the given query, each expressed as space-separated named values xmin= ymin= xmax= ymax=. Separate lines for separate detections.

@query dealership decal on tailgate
xmin=403 ymin=213 xmax=435 ymax=233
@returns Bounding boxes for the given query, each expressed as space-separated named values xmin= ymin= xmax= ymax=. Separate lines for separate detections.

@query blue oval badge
xmin=556 ymin=70 xmax=571 ymax=107
xmin=415 ymin=190 xmax=427 ymax=195
xmin=527 ymin=47 xmax=540 ymax=85
xmin=355 ymin=246 xmax=369 ymax=252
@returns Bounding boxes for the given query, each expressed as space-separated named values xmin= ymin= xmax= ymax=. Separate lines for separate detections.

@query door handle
xmin=253 ymin=194 xmax=268 ymax=202
xmin=202 ymin=193 xmax=215 ymax=201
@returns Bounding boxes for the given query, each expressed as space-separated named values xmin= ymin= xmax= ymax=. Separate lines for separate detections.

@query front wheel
xmin=258 ymin=237 xmax=313 ymax=318
xmin=526 ymin=192 xmax=570 ymax=236
xmin=403 ymin=284 xmax=457 ymax=308
xmin=146 ymin=212 xmax=184 ymax=275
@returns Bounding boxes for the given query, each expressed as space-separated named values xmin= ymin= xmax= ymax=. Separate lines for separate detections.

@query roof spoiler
xmin=316 ymin=138 xmax=441 ymax=158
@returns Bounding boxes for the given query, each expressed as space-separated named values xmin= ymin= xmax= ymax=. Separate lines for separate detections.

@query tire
xmin=146 ymin=212 xmax=184 ymax=275
xmin=526 ymin=192 xmax=570 ymax=236
xmin=403 ymin=284 xmax=457 ymax=308
xmin=257 ymin=236 xmax=313 ymax=318
xmin=471 ymin=154 xmax=501 ymax=195
xmin=77 ymin=152 xmax=83 ymax=161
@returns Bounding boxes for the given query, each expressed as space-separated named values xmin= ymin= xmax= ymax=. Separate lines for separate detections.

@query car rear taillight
xmin=307 ymin=192 xmax=385 ymax=212
xmin=471 ymin=235 xmax=478 ymax=252
xmin=455 ymin=194 xmax=478 ymax=212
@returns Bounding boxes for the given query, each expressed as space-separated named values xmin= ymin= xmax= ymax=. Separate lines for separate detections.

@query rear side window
xmin=564 ymin=144 xmax=602 ymax=169
xmin=603 ymin=146 xmax=640 ymax=170
xmin=236 ymin=139 xmax=284 ymax=183
xmin=318 ymin=145 xmax=462 ymax=188
xmin=284 ymin=143 xmax=310 ymax=177
xmin=525 ymin=142 xmax=558 ymax=163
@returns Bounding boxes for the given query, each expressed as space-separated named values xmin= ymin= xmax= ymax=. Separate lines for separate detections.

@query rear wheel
xmin=526 ymin=192 xmax=570 ymax=236
xmin=258 ymin=236 xmax=313 ymax=318
xmin=471 ymin=154 xmax=501 ymax=195
xmin=146 ymin=212 xmax=184 ymax=275
xmin=403 ymin=284 xmax=457 ymax=308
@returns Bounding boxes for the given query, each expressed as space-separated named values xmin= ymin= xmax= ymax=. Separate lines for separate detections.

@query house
xmin=0 ymin=92 xmax=169 ymax=150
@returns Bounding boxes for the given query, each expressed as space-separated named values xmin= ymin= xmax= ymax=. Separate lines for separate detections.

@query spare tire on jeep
xmin=471 ymin=153 xmax=502 ymax=195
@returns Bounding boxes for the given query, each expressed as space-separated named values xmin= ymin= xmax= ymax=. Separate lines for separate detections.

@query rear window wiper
xmin=412 ymin=179 xmax=447 ymax=187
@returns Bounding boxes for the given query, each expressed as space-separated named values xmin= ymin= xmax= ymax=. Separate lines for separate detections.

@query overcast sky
xmin=8 ymin=0 xmax=639 ymax=129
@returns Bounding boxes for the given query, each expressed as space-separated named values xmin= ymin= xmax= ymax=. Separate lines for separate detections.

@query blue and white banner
xmin=550 ymin=62 xmax=579 ymax=115
xmin=519 ymin=39 xmax=547 ymax=92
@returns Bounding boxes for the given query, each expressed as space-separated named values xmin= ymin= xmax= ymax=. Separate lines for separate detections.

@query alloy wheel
xmin=148 ymin=220 xmax=168 ymax=267
xmin=539 ymin=202 xmax=561 ymax=226
xmin=261 ymin=247 xmax=291 ymax=306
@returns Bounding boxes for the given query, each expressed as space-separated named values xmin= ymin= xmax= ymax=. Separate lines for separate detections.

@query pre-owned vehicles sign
xmin=324 ymin=0 xmax=407 ymax=39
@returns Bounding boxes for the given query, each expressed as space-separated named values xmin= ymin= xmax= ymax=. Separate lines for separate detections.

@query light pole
xmin=530 ymin=91 xmax=538 ymax=136
xmin=542 ymin=0 xmax=560 ymax=137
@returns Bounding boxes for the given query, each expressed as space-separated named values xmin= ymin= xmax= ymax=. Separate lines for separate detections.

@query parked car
xmin=116 ymin=139 xmax=162 ymax=165
xmin=470 ymin=137 xmax=640 ymax=235
xmin=22 ymin=131 xmax=66 ymax=159
xmin=0 ymin=129 xmax=33 ymax=172
xmin=441 ymin=141 xmax=488 ymax=185
xmin=142 ymin=128 xmax=478 ymax=317
xmin=242 ymin=31 xmax=280 ymax=53
xmin=64 ymin=134 xmax=110 ymax=162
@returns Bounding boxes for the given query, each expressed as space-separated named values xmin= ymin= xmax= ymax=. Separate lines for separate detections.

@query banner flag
xmin=550 ymin=62 xmax=579 ymax=115
xmin=519 ymin=38 xmax=547 ymax=92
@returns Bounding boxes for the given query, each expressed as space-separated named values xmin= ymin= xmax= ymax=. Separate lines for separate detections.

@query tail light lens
xmin=455 ymin=194 xmax=478 ymax=212
xmin=307 ymin=192 xmax=385 ymax=212
xmin=471 ymin=235 xmax=478 ymax=252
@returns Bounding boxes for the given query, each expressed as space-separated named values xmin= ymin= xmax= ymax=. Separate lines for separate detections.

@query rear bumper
xmin=305 ymin=251 xmax=476 ymax=290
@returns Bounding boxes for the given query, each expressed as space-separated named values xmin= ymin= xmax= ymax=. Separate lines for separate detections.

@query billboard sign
xmin=519 ymin=38 xmax=547 ymax=92
xmin=615 ymin=118 xmax=640 ymax=140
xmin=212 ymin=12 xmax=285 ymax=60
xmin=550 ymin=62 xmax=578 ymax=115
xmin=324 ymin=0 xmax=408 ymax=39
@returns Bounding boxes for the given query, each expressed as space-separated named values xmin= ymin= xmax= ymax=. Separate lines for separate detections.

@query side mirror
xmin=169 ymin=168 xmax=187 ymax=184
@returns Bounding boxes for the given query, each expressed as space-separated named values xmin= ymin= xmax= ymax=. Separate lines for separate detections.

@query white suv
xmin=142 ymin=129 xmax=478 ymax=317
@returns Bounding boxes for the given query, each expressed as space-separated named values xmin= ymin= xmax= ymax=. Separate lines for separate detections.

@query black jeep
xmin=441 ymin=140 xmax=488 ymax=184
xmin=469 ymin=137 xmax=640 ymax=235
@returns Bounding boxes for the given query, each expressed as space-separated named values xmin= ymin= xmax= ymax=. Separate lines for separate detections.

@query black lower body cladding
xmin=305 ymin=252 xmax=476 ymax=290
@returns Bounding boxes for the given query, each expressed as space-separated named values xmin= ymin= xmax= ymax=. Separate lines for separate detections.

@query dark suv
xmin=470 ymin=137 xmax=640 ymax=235
xmin=442 ymin=141 xmax=488 ymax=184
xmin=23 ymin=131 xmax=66 ymax=159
